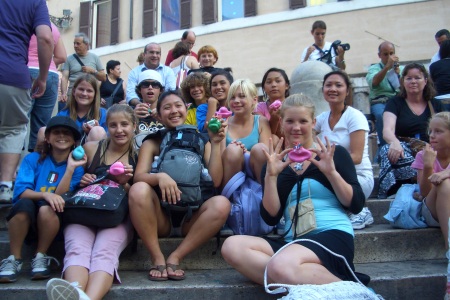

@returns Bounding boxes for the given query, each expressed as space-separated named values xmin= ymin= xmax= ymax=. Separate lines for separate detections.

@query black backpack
xmin=147 ymin=125 xmax=215 ymax=218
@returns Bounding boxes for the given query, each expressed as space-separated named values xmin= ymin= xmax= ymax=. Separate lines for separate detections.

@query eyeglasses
xmin=140 ymin=81 xmax=162 ymax=89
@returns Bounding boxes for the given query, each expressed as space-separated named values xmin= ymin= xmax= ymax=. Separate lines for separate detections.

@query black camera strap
xmin=73 ymin=54 xmax=85 ymax=67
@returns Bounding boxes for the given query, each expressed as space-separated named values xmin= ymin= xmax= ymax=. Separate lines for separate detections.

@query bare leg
xmin=267 ymin=244 xmax=341 ymax=285
xmin=128 ymin=183 xmax=170 ymax=279
xmin=249 ymin=143 xmax=269 ymax=184
xmin=221 ymin=144 xmax=245 ymax=188
xmin=8 ymin=212 xmax=30 ymax=259
xmin=166 ymin=196 xmax=230 ymax=277
xmin=36 ymin=206 xmax=60 ymax=254
xmin=85 ymin=271 xmax=114 ymax=300
xmin=0 ymin=153 xmax=20 ymax=181
xmin=221 ymin=235 xmax=274 ymax=285
xmin=86 ymin=127 xmax=107 ymax=143
xmin=430 ymin=179 xmax=450 ymax=249
xmin=64 ymin=266 xmax=89 ymax=290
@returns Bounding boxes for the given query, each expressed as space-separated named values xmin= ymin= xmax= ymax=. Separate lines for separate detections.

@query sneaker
xmin=0 ymin=255 xmax=23 ymax=283
xmin=30 ymin=252 xmax=60 ymax=280
xmin=0 ymin=185 xmax=13 ymax=204
xmin=46 ymin=278 xmax=91 ymax=300
xmin=349 ymin=207 xmax=374 ymax=230
xmin=220 ymin=224 xmax=234 ymax=236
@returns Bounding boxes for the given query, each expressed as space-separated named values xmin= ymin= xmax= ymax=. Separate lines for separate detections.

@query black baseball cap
xmin=45 ymin=116 xmax=82 ymax=141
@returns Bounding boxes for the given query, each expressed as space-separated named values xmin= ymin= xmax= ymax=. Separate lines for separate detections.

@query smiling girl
xmin=0 ymin=116 xmax=85 ymax=283
xmin=196 ymin=70 xmax=234 ymax=131
xmin=254 ymin=68 xmax=290 ymax=142
xmin=221 ymin=79 xmax=271 ymax=186
xmin=315 ymin=70 xmax=374 ymax=229
xmin=181 ymin=72 xmax=211 ymax=127
xmin=58 ymin=74 xmax=107 ymax=144
xmin=36 ymin=75 xmax=107 ymax=151
xmin=129 ymin=91 xmax=230 ymax=281
xmin=221 ymin=94 xmax=365 ymax=287
xmin=50 ymin=105 xmax=138 ymax=300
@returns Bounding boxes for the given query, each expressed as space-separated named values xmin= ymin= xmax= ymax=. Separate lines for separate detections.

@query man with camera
xmin=366 ymin=41 xmax=402 ymax=150
xmin=301 ymin=20 xmax=348 ymax=70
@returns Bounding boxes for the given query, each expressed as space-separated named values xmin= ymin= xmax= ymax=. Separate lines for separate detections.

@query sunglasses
xmin=140 ymin=81 xmax=162 ymax=89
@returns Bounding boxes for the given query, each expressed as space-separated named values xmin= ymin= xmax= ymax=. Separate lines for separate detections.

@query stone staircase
xmin=0 ymin=196 xmax=446 ymax=300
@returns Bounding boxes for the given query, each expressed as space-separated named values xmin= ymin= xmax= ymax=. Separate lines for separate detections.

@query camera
xmin=331 ymin=40 xmax=351 ymax=52
xmin=86 ymin=120 xmax=96 ymax=127
xmin=393 ymin=62 xmax=400 ymax=68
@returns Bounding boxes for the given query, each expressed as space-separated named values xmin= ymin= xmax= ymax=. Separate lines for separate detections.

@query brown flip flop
xmin=166 ymin=263 xmax=185 ymax=281
xmin=148 ymin=265 xmax=168 ymax=281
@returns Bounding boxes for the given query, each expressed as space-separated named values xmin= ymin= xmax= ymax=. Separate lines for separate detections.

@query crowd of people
xmin=0 ymin=3 xmax=449 ymax=298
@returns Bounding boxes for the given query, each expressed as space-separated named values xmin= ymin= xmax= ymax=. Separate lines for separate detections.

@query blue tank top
xmin=226 ymin=115 xmax=260 ymax=151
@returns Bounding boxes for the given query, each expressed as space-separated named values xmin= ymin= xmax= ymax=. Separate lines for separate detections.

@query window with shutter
xmin=79 ymin=1 xmax=92 ymax=41
xmin=143 ymin=0 xmax=156 ymax=37
xmin=202 ymin=0 xmax=217 ymax=25
xmin=222 ymin=0 xmax=244 ymax=20
xmin=95 ymin=1 xmax=112 ymax=48
xmin=290 ymin=0 xmax=307 ymax=9
xmin=244 ymin=0 xmax=256 ymax=17
xmin=180 ymin=0 xmax=192 ymax=29
xmin=110 ymin=0 xmax=119 ymax=45
xmin=161 ymin=0 xmax=180 ymax=33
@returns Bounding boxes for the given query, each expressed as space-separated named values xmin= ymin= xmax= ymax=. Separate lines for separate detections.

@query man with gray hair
xmin=60 ymin=33 xmax=106 ymax=110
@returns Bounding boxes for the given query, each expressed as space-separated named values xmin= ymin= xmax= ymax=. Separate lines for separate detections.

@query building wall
xmin=48 ymin=0 xmax=449 ymax=85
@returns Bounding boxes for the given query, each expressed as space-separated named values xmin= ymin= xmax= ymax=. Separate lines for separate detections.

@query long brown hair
xmin=68 ymin=74 xmax=101 ymax=121
xmin=399 ymin=63 xmax=436 ymax=102
xmin=99 ymin=104 xmax=137 ymax=165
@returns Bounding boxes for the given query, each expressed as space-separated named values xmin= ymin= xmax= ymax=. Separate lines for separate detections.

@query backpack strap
xmin=221 ymin=171 xmax=246 ymax=199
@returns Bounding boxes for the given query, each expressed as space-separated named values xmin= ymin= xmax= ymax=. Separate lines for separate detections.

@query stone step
xmin=0 ymin=224 xmax=445 ymax=271
xmin=366 ymin=198 xmax=391 ymax=225
xmin=0 ymin=194 xmax=389 ymax=232
xmin=0 ymin=260 xmax=445 ymax=300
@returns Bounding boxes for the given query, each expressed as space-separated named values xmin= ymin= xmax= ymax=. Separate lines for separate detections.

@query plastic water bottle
xmin=201 ymin=167 xmax=212 ymax=181
xmin=150 ymin=156 xmax=159 ymax=173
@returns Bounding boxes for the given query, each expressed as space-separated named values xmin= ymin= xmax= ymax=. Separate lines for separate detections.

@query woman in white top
xmin=169 ymin=41 xmax=199 ymax=76
xmin=315 ymin=70 xmax=374 ymax=229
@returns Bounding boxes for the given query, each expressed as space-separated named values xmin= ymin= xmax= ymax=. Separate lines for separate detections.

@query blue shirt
xmin=226 ymin=115 xmax=260 ymax=151
xmin=13 ymin=152 xmax=84 ymax=204
xmin=57 ymin=108 xmax=108 ymax=135
xmin=284 ymin=179 xmax=353 ymax=242
xmin=196 ymin=103 xmax=209 ymax=132
xmin=126 ymin=63 xmax=176 ymax=103
xmin=0 ymin=0 xmax=50 ymax=89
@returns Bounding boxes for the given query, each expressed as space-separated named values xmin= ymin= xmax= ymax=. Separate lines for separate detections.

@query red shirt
xmin=165 ymin=49 xmax=198 ymax=66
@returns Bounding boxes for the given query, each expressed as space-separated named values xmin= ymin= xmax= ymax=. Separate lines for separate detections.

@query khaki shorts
xmin=0 ymin=84 xmax=31 ymax=153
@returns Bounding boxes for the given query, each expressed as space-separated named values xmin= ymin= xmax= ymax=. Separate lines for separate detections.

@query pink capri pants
xmin=63 ymin=218 xmax=133 ymax=283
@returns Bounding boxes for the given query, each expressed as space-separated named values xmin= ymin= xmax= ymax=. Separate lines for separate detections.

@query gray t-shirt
xmin=63 ymin=52 xmax=103 ymax=93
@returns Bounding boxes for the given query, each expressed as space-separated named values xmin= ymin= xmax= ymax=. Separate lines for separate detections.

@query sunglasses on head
xmin=140 ymin=81 xmax=162 ymax=89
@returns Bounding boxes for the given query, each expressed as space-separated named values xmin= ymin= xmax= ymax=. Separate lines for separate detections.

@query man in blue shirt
xmin=0 ymin=0 xmax=53 ymax=203
xmin=126 ymin=43 xmax=176 ymax=106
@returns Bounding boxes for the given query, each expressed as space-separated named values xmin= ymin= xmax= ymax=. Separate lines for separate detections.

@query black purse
xmin=62 ymin=140 xmax=131 ymax=228
xmin=62 ymin=176 xmax=128 ymax=228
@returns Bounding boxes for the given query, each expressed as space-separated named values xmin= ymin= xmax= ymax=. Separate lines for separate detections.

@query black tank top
xmin=100 ymin=76 xmax=124 ymax=104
